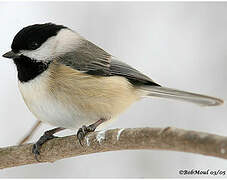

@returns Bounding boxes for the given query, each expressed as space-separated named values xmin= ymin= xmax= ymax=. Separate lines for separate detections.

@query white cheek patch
xmin=55 ymin=29 xmax=82 ymax=54
xmin=20 ymin=29 xmax=83 ymax=62
xmin=20 ymin=37 xmax=57 ymax=62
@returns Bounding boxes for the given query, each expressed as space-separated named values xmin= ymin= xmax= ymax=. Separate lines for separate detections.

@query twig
xmin=1 ymin=127 xmax=227 ymax=170
xmin=18 ymin=121 xmax=42 ymax=145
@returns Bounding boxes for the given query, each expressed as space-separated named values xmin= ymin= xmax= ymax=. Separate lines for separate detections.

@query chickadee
xmin=2 ymin=23 xmax=223 ymax=160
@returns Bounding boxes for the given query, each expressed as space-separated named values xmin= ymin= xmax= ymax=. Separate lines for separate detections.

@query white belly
xmin=18 ymin=63 xmax=139 ymax=130
xmin=18 ymin=71 xmax=99 ymax=129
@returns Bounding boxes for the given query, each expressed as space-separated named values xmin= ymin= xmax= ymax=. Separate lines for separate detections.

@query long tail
xmin=139 ymin=86 xmax=223 ymax=106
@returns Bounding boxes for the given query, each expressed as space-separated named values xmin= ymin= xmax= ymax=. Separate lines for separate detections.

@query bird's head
xmin=2 ymin=23 xmax=81 ymax=62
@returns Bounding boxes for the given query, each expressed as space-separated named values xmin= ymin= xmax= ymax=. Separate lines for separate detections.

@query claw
xmin=77 ymin=127 xmax=86 ymax=146
xmin=76 ymin=119 xmax=106 ymax=146
xmin=76 ymin=125 xmax=95 ymax=146
xmin=30 ymin=127 xmax=64 ymax=161
xmin=32 ymin=134 xmax=56 ymax=161
xmin=32 ymin=143 xmax=41 ymax=162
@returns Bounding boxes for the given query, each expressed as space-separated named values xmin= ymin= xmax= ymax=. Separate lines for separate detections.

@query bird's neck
xmin=13 ymin=56 xmax=50 ymax=83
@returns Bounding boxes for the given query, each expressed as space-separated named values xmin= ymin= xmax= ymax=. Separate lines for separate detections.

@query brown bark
xmin=1 ymin=127 xmax=227 ymax=169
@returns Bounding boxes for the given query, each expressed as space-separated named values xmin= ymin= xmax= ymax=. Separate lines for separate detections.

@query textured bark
xmin=1 ymin=127 xmax=227 ymax=169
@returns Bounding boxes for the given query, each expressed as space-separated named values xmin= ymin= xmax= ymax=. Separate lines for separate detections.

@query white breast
xmin=18 ymin=61 xmax=140 ymax=130
xmin=18 ymin=70 xmax=99 ymax=130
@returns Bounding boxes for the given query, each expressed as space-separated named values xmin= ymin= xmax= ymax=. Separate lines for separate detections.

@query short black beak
xmin=2 ymin=51 xmax=20 ymax=59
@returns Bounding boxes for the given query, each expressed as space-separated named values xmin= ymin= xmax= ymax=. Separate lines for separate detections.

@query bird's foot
xmin=32 ymin=133 xmax=56 ymax=162
xmin=77 ymin=125 xmax=96 ymax=146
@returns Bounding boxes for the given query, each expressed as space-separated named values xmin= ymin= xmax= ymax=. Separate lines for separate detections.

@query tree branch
xmin=1 ymin=127 xmax=227 ymax=169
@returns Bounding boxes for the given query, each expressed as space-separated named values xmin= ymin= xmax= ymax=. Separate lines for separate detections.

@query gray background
xmin=0 ymin=1 xmax=227 ymax=178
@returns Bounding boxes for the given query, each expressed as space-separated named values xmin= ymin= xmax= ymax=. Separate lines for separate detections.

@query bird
xmin=2 ymin=23 xmax=223 ymax=160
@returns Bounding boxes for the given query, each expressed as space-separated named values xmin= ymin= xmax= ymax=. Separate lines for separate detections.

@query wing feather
xmin=57 ymin=39 xmax=111 ymax=73
xmin=57 ymin=39 xmax=160 ymax=86
xmin=110 ymin=57 xmax=160 ymax=86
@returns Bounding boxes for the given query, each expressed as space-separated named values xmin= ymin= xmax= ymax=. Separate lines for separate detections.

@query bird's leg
xmin=18 ymin=120 xmax=41 ymax=145
xmin=32 ymin=127 xmax=65 ymax=161
xmin=77 ymin=118 xmax=106 ymax=146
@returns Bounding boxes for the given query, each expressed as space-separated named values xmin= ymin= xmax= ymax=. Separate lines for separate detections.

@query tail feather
xmin=139 ymin=86 xmax=223 ymax=106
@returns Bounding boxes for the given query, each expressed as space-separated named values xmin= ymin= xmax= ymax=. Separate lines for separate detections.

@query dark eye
xmin=29 ymin=42 xmax=40 ymax=50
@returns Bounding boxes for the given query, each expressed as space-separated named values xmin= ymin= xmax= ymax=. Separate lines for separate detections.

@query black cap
xmin=11 ymin=23 xmax=66 ymax=52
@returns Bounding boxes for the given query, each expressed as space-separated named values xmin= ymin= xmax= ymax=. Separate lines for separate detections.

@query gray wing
xmin=57 ymin=39 xmax=111 ymax=75
xmin=57 ymin=39 xmax=160 ymax=86
xmin=110 ymin=58 xmax=160 ymax=86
